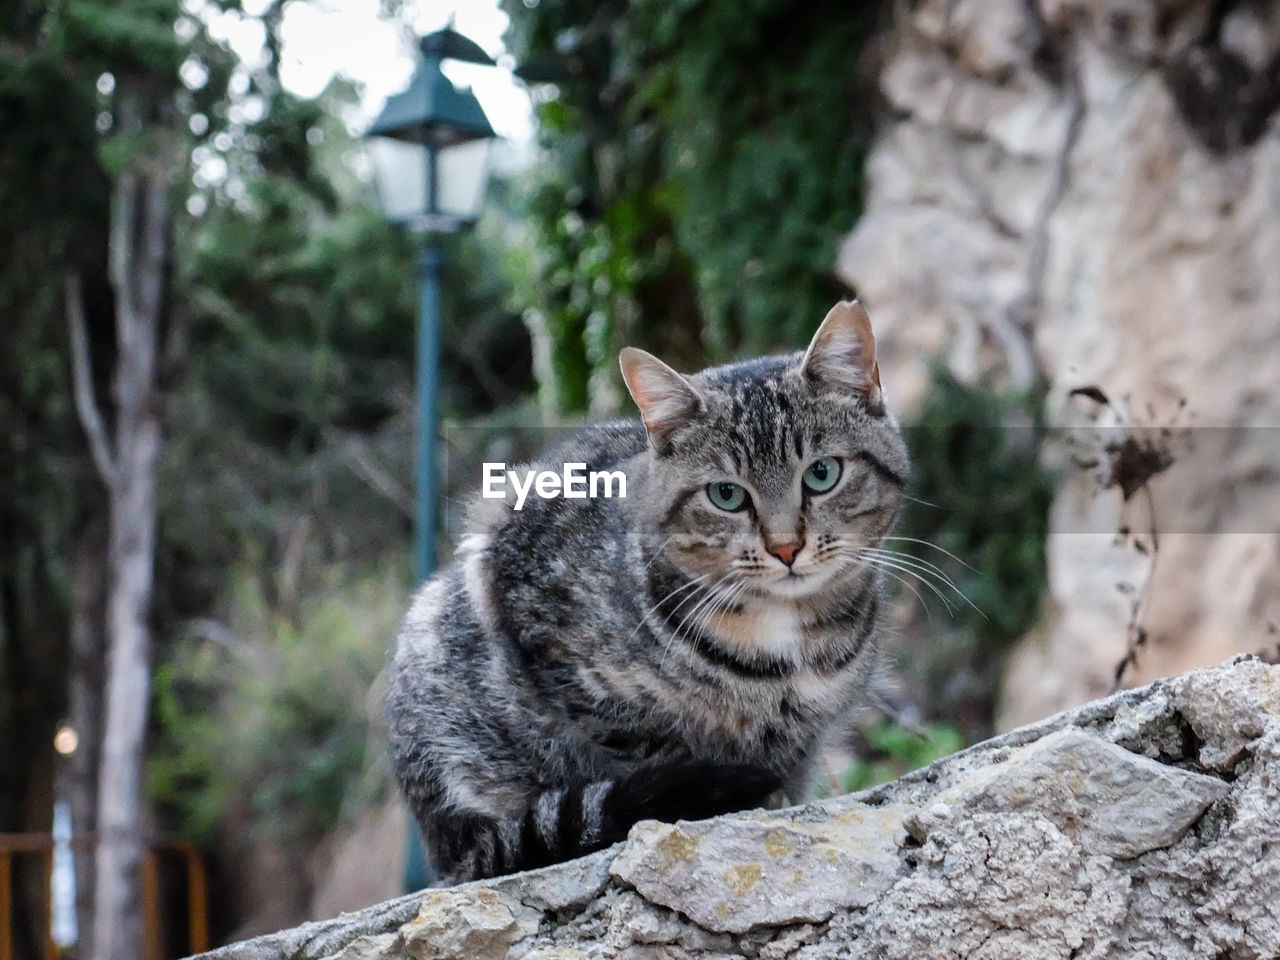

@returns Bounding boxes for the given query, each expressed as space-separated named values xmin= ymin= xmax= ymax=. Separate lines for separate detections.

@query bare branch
xmin=182 ymin=618 xmax=254 ymax=665
xmin=66 ymin=275 xmax=118 ymax=487
xmin=452 ymin=339 xmax=524 ymax=406
xmin=323 ymin=426 xmax=414 ymax=518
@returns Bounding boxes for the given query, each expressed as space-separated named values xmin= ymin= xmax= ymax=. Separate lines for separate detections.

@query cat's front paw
xmin=607 ymin=759 xmax=781 ymax=833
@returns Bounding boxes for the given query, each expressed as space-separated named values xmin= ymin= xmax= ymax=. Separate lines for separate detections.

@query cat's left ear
xmin=620 ymin=347 xmax=704 ymax=452
xmin=801 ymin=300 xmax=884 ymax=413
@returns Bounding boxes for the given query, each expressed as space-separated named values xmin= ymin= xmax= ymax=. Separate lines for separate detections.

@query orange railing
xmin=0 ymin=834 xmax=208 ymax=960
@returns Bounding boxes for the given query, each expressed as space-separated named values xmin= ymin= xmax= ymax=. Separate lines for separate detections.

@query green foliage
xmin=149 ymin=567 xmax=406 ymax=847
xmin=59 ymin=0 xmax=187 ymax=77
xmin=628 ymin=0 xmax=877 ymax=356
xmin=500 ymin=0 xmax=883 ymax=414
xmin=839 ymin=720 xmax=966 ymax=794
xmin=894 ymin=368 xmax=1055 ymax=736
xmin=163 ymin=82 xmax=528 ymax=617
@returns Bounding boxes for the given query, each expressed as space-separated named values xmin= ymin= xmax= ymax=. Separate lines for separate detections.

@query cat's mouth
xmin=755 ymin=567 xmax=830 ymax=598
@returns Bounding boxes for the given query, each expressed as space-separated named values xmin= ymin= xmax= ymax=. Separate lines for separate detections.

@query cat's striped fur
xmin=387 ymin=301 xmax=909 ymax=884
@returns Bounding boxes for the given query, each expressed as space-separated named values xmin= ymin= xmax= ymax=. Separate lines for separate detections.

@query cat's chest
xmin=708 ymin=602 xmax=805 ymax=660
xmin=705 ymin=600 xmax=863 ymax=714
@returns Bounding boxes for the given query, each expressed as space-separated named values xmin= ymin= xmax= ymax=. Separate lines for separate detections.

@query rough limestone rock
xmin=609 ymin=805 xmax=905 ymax=934
xmin=835 ymin=0 xmax=1280 ymax=722
xmin=903 ymin=728 xmax=1229 ymax=859
xmin=400 ymin=888 xmax=540 ymax=960
xmin=193 ymin=656 xmax=1279 ymax=960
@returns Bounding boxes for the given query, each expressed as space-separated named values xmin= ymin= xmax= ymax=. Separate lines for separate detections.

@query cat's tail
xmin=426 ymin=760 xmax=780 ymax=885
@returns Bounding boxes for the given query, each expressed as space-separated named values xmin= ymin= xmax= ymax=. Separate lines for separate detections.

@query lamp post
xmin=366 ymin=23 xmax=498 ymax=892
xmin=366 ymin=24 xmax=498 ymax=583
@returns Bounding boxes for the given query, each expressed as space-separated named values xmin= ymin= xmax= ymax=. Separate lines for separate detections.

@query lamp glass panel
xmin=368 ymin=136 xmax=427 ymax=222
xmin=435 ymin=138 xmax=492 ymax=220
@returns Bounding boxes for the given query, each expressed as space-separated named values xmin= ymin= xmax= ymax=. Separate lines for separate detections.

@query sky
xmin=203 ymin=0 xmax=536 ymax=143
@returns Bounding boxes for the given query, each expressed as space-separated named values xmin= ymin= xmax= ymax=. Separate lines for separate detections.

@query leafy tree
xmin=59 ymin=1 xmax=198 ymax=954
xmin=0 ymin=0 xmax=203 ymax=952
xmin=150 ymin=566 xmax=403 ymax=852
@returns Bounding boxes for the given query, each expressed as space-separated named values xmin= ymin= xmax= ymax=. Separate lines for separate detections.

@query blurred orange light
xmin=53 ymin=724 xmax=78 ymax=756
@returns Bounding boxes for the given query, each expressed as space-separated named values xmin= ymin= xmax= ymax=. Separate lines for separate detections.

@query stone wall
xmin=196 ymin=657 xmax=1278 ymax=960
xmin=836 ymin=0 xmax=1280 ymax=724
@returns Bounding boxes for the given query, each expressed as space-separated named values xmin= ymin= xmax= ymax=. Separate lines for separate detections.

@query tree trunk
xmin=69 ymin=510 xmax=107 ymax=955
xmin=69 ymin=116 xmax=169 ymax=959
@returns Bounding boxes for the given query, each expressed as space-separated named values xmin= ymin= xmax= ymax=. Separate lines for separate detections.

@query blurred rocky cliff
xmin=838 ymin=0 xmax=1280 ymax=725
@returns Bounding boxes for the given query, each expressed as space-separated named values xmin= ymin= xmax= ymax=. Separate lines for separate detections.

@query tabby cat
xmin=387 ymin=300 xmax=909 ymax=884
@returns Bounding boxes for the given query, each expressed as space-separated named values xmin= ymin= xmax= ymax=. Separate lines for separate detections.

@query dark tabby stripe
xmin=857 ymin=450 xmax=909 ymax=488
xmin=667 ymin=618 xmax=798 ymax=680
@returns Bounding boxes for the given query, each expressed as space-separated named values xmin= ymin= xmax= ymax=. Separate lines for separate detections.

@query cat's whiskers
xmin=640 ymin=535 xmax=676 ymax=573
xmin=826 ymin=534 xmax=971 ymax=601
xmin=856 ymin=560 xmax=939 ymax=628
xmin=694 ymin=579 xmax=750 ymax=641
xmin=860 ymin=546 xmax=985 ymax=619
xmin=659 ymin=571 xmax=741 ymax=674
xmin=627 ymin=573 xmax=709 ymax=646
xmin=806 ymin=537 xmax=943 ymax=621
xmin=850 ymin=555 xmax=950 ymax=623
xmin=672 ymin=572 xmax=740 ymax=642
xmin=859 ymin=546 xmax=965 ymax=595
xmin=654 ymin=571 xmax=736 ymax=674
xmin=879 ymin=536 xmax=980 ymax=574
xmin=703 ymin=579 xmax=757 ymax=649
xmin=861 ymin=556 xmax=957 ymax=616
xmin=837 ymin=547 xmax=960 ymax=616
xmin=900 ymin=493 xmax=940 ymax=509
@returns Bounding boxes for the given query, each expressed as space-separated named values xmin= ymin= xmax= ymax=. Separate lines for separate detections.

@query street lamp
xmin=365 ymin=24 xmax=498 ymax=584
xmin=366 ymin=23 xmax=498 ymax=893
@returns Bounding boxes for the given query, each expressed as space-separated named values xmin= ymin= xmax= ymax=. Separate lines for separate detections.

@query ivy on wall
xmin=501 ymin=0 xmax=885 ymax=415
xmin=897 ymin=369 xmax=1056 ymax=738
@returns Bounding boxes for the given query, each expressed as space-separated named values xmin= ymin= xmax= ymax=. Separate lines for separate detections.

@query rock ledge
xmin=196 ymin=656 xmax=1280 ymax=960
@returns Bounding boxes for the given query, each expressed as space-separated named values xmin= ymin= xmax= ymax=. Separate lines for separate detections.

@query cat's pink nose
xmin=767 ymin=540 xmax=804 ymax=567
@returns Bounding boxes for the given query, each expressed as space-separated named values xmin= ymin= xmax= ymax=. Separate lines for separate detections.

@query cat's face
xmin=621 ymin=302 xmax=909 ymax=604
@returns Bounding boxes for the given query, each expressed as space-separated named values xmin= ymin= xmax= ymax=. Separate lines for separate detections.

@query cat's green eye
xmin=706 ymin=481 xmax=749 ymax=512
xmin=802 ymin=457 xmax=842 ymax=494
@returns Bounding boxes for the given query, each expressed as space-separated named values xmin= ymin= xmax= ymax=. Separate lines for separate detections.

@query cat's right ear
xmin=802 ymin=300 xmax=884 ymax=413
xmin=620 ymin=347 xmax=704 ymax=452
